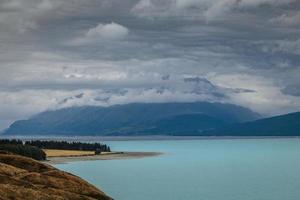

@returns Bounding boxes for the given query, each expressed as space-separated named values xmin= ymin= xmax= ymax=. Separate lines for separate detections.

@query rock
xmin=0 ymin=151 xmax=113 ymax=200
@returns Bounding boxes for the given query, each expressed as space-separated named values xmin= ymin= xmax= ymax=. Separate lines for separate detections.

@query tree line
xmin=0 ymin=139 xmax=111 ymax=160
xmin=25 ymin=140 xmax=111 ymax=152
xmin=0 ymin=139 xmax=46 ymax=160
xmin=0 ymin=139 xmax=23 ymax=145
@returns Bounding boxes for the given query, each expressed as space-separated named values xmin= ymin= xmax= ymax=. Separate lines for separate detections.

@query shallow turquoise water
xmin=56 ymin=139 xmax=300 ymax=200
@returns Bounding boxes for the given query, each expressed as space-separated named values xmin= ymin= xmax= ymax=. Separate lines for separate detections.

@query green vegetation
xmin=25 ymin=140 xmax=111 ymax=152
xmin=0 ymin=139 xmax=46 ymax=160
xmin=0 ymin=139 xmax=23 ymax=145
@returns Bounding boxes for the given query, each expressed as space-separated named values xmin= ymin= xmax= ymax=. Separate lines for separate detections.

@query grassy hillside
xmin=0 ymin=151 xmax=112 ymax=200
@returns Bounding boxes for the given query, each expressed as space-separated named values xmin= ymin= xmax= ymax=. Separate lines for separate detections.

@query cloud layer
xmin=0 ymin=0 xmax=300 ymax=129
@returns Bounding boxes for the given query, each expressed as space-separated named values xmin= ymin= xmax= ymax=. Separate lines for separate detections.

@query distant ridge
xmin=201 ymin=111 xmax=300 ymax=136
xmin=3 ymin=102 xmax=260 ymax=136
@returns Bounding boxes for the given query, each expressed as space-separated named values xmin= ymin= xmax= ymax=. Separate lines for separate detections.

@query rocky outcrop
xmin=0 ymin=151 xmax=112 ymax=200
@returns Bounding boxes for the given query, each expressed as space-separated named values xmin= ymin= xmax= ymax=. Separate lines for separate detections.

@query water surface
xmin=56 ymin=139 xmax=300 ymax=200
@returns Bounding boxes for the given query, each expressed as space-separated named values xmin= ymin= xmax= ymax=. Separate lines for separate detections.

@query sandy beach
xmin=44 ymin=151 xmax=163 ymax=164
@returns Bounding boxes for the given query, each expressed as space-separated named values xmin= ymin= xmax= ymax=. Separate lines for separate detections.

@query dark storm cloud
xmin=0 ymin=0 xmax=300 ymax=129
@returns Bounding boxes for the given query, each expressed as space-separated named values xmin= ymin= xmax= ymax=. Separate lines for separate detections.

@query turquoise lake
xmin=55 ymin=139 xmax=300 ymax=200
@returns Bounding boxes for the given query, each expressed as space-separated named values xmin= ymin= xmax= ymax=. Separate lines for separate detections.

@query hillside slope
xmin=202 ymin=111 xmax=300 ymax=136
xmin=0 ymin=151 xmax=112 ymax=200
xmin=144 ymin=113 xmax=226 ymax=135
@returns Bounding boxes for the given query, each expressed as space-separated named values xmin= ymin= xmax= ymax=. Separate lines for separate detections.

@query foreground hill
xmin=3 ymin=102 xmax=260 ymax=136
xmin=202 ymin=111 xmax=300 ymax=136
xmin=0 ymin=151 xmax=112 ymax=200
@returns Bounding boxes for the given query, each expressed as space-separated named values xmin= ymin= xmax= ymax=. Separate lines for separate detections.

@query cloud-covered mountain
xmin=3 ymin=102 xmax=260 ymax=136
xmin=1 ymin=0 xmax=300 ymax=129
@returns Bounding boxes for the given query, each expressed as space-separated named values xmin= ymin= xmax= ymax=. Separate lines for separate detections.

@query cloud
xmin=0 ymin=0 xmax=55 ymax=33
xmin=1 ymin=72 xmax=299 ymax=130
xmin=184 ymin=76 xmax=211 ymax=84
xmin=210 ymin=73 xmax=300 ymax=115
xmin=131 ymin=0 xmax=297 ymax=20
xmin=0 ymin=86 xmax=226 ymax=130
xmin=86 ymin=22 xmax=129 ymax=40
xmin=71 ymin=22 xmax=129 ymax=45
xmin=275 ymin=39 xmax=300 ymax=55
xmin=258 ymin=39 xmax=300 ymax=55
xmin=282 ymin=84 xmax=300 ymax=97
xmin=271 ymin=12 xmax=300 ymax=26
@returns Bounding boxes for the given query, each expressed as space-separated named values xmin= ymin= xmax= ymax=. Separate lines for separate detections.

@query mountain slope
xmin=202 ymin=111 xmax=300 ymax=136
xmin=3 ymin=102 xmax=260 ymax=136
xmin=143 ymin=114 xmax=226 ymax=135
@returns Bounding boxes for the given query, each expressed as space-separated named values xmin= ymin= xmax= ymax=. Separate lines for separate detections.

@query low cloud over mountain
xmin=0 ymin=0 xmax=300 ymax=129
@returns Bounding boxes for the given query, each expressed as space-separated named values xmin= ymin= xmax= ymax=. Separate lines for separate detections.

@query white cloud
xmin=71 ymin=22 xmax=129 ymax=45
xmin=210 ymin=73 xmax=300 ymax=115
xmin=86 ymin=22 xmax=129 ymax=39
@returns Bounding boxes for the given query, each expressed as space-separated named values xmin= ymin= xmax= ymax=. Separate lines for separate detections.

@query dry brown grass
xmin=43 ymin=149 xmax=95 ymax=157
xmin=0 ymin=151 xmax=112 ymax=200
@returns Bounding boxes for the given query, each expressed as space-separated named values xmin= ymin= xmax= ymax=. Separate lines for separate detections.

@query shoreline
xmin=45 ymin=151 xmax=164 ymax=164
xmin=4 ymin=135 xmax=300 ymax=141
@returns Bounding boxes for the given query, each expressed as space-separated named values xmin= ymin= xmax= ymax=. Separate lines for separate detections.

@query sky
xmin=0 ymin=0 xmax=300 ymax=129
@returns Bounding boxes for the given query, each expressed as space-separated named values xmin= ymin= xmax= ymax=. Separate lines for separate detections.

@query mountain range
xmin=3 ymin=102 xmax=260 ymax=136
xmin=3 ymin=102 xmax=300 ymax=137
